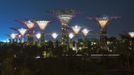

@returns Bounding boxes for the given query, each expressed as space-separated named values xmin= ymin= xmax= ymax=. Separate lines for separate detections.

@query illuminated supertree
xmin=69 ymin=32 xmax=74 ymax=40
xmin=18 ymin=28 xmax=27 ymax=43
xmin=129 ymin=32 xmax=134 ymax=38
xmin=82 ymin=28 xmax=90 ymax=37
xmin=69 ymin=32 xmax=74 ymax=48
xmin=51 ymin=32 xmax=58 ymax=47
xmin=10 ymin=27 xmax=22 ymax=43
xmin=128 ymin=32 xmax=134 ymax=50
xmin=72 ymin=25 xmax=81 ymax=35
xmin=24 ymin=20 xmax=35 ymax=43
xmin=10 ymin=33 xmax=18 ymax=43
xmin=17 ymin=20 xmax=35 ymax=43
xmin=72 ymin=25 xmax=81 ymax=51
xmin=35 ymin=32 xmax=41 ymax=46
xmin=35 ymin=20 xmax=50 ymax=43
xmin=16 ymin=34 xmax=22 ymax=43
xmin=50 ymin=9 xmax=77 ymax=47
xmin=35 ymin=32 xmax=41 ymax=42
xmin=82 ymin=28 xmax=90 ymax=48
xmin=89 ymin=15 xmax=119 ymax=51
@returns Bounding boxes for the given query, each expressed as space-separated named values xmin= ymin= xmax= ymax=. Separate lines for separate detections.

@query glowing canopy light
xmin=98 ymin=20 xmax=108 ymax=28
xmin=10 ymin=33 xmax=17 ymax=39
xmin=72 ymin=25 xmax=81 ymax=35
xmin=69 ymin=33 xmax=74 ymax=39
xmin=18 ymin=28 xmax=27 ymax=36
xmin=58 ymin=14 xmax=73 ymax=26
xmin=96 ymin=16 xmax=109 ymax=29
xmin=24 ymin=20 xmax=34 ymax=29
xmin=35 ymin=33 xmax=41 ymax=39
xmin=129 ymin=32 xmax=134 ymax=38
xmin=82 ymin=28 xmax=90 ymax=36
xmin=51 ymin=32 xmax=58 ymax=39
xmin=36 ymin=21 xmax=50 ymax=30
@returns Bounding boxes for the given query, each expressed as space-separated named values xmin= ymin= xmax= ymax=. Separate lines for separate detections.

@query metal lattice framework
xmin=35 ymin=20 xmax=50 ymax=43
xmin=50 ymin=9 xmax=77 ymax=46
xmin=89 ymin=15 xmax=119 ymax=51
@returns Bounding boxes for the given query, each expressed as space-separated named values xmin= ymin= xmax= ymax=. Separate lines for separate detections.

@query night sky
xmin=0 ymin=0 xmax=134 ymax=41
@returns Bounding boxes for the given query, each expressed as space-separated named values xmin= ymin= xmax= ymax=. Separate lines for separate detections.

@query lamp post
xmin=24 ymin=20 xmax=35 ymax=43
xmin=72 ymin=25 xmax=81 ymax=52
xmin=18 ymin=28 xmax=27 ymax=43
xmin=51 ymin=32 xmax=58 ymax=48
xmin=36 ymin=20 xmax=50 ymax=44
xmin=82 ymin=28 xmax=90 ymax=48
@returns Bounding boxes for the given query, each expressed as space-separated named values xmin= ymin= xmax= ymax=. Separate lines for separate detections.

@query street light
xmin=51 ymin=32 xmax=58 ymax=47
xmin=36 ymin=20 xmax=50 ymax=43
xmin=18 ymin=28 xmax=27 ymax=43
xmin=24 ymin=20 xmax=35 ymax=43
